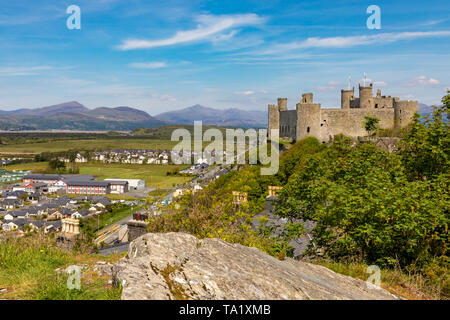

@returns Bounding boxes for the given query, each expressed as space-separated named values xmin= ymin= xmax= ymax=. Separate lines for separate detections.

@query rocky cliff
xmin=112 ymin=233 xmax=400 ymax=300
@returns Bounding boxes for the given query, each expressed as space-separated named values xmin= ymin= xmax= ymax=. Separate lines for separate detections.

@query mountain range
xmin=155 ymin=104 xmax=267 ymax=128
xmin=0 ymin=101 xmax=433 ymax=131
xmin=0 ymin=101 xmax=166 ymax=131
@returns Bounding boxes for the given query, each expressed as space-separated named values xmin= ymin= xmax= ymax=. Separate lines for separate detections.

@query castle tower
xmin=359 ymin=83 xmax=373 ymax=109
xmin=296 ymin=93 xmax=321 ymax=141
xmin=301 ymin=93 xmax=313 ymax=103
xmin=268 ymin=103 xmax=279 ymax=139
xmin=394 ymin=99 xmax=418 ymax=130
xmin=376 ymin=89 xmax=381 ymax=98
xmin=341 ymin=88 xmax=354 ymax=109
xmin=277 ymin=98 xmax=287 ymax=111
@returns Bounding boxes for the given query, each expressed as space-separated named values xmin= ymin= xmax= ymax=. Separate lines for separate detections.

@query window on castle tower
xmin=307 ymin=127 xmax=310 ymax=133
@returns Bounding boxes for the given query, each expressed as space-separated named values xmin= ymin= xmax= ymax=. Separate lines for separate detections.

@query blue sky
xmin=0 ymin=0 xmax=449 ymax=114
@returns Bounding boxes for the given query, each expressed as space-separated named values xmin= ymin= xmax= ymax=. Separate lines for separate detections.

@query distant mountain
xmin=418 ymin=103 xmax=434 ymax=116
xmin=0 ymin=101 xmax=166 ymax=131
xmin=156 ymin=104 xmax=267 ymax=128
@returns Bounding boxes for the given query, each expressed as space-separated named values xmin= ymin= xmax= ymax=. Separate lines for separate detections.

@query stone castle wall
xmin=320 ymin=108 xmax=395 ymax=142
xmin=279 ymin=110 xmax=297 ymax=140
xmin=268 ymin=82 xmax=417 ymax=143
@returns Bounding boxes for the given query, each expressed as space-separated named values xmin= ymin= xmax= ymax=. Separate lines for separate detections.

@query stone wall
xmin=126 ymin=220 xmax=148 ymax=242
xmin=268 ymin=104 xmax=279 ymax=139
xmin=320 ymin=108 xmax=395 ymax=142
xmin=279 ymin=110 xmax=297 ymax=140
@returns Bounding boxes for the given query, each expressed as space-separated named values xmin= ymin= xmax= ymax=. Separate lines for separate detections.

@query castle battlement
xmin=268 ymin=82 xmax=418 ymax=142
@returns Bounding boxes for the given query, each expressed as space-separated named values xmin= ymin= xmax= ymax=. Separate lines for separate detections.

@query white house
xmin=3 ymin=213 xmax=14 ymax=221
xmin=2 ymin=221 xmax=18 ymax=231
xmin=48 ymin=180 xmax=67 ymax=193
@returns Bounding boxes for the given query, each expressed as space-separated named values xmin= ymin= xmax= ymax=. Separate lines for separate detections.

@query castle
xmin=268 ymin=82 xmax=418 ymax=142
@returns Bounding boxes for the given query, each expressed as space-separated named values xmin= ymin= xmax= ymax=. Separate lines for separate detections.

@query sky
xmin=0 ymin=0 xmax=449 ymax=114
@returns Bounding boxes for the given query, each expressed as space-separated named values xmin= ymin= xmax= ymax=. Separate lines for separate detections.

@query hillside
xmin=156 ymin=104 xmax=267 ymax=128
xmin=149 ymin=97 xmax=449 ymax=299
xmin=0 ymin=102 xmax=166 ymax=131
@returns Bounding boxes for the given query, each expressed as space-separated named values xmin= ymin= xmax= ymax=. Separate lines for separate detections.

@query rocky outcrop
xmin=112 ymin=232 xmax=400 ymax=300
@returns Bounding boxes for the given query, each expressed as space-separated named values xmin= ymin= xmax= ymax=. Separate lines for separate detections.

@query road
xmin=94 ymin=211 xmax=135 ymax=245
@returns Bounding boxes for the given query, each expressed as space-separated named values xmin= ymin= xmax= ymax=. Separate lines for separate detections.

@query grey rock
xmin=112 ymin=232 xmax=401 ymax=300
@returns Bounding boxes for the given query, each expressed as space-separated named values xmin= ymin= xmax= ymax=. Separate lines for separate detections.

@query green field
xmin=6 ymin=162 xmax=192 ymax=188
xmin=0 ymin=138 xmax=178 ymax=154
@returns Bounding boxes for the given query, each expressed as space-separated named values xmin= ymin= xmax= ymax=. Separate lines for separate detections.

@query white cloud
xmin=159 ymin=94 xmax=177 ymax=102
xmin=255 ymin=31 xmax=450 ymax=55
xmin=404 ymin=76 xmax=440 ymax=87
xmin=117 ymin=13 xmax=265 ymax=50
xmin=129 ymin=62 xmax=167 ymax=69
xmin=428 ymin=78 xmax=440 ymax=85
xmin=234 ymin=90 xmax=255 ymax=95
xmin=328 ymin=81 xmax=341 ymax=86
xmin=0 ymin=65 xmax=52 ymax=76
xmin=317 ymin=86 xmax=336 ymax=92
xmin=373 ymin=81 xmax=387 ymax=87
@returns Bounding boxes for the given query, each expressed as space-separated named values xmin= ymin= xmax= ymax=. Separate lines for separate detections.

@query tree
xmin=276 ymin=135 xmax=448 ymax=270
xmin=48 ymin=159 xmax=66 ymax=173
xmin=364 ymin=116 xmax=380 ymax=136
xmin=398 ymin=92 xmax=449 ymax=180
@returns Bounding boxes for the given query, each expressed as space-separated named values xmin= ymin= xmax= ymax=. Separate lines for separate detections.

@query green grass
xmin=78 ymin=163 xmax=192 ymax=188
xmin=315 ymin=259 xmax=448 ymax=300
xmin=0 ymin=233 xmax=122 ymax=300
xmin=0 ymin=138 xmax=178 ymax=154
xmin=6 ymin=162 xmax=192 ymax=188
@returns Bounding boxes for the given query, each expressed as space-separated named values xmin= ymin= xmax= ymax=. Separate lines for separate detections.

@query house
xmin=88 ymin=206 xmax=99 ymax=214
xmin=9 ymin=210 xmax=29 ymax=219
xmin=45 ymin=220 xmax=62 ymax=233
xmin=27 ymin=220 xmax=45 ymax=231
xmin=28 ymin=192 xmax=43 ymax=202
xmin=94 ymin=197 xmax=111 ymax=208
xmin=104 ymin=179 xmax=145 ymax=190
xmin=104 ymin=180 xmax=128 ymax=194
xmin=66 ymin=181 xmax=111 ymax=195
xmin=35 ymin=204 xmax=50 ymax=216
xmin=59 ymin=207 xmax=75 ymax=218
xmin=3 ymin=213 xmax=14 ymax=221
xmin=0 ymin=198 xmax=22 ymax=210
xmin=23 ymin=206 xmax=39 ymax=217
xmin=1 ymin=218 xmax=33 ymax=232
xmin=2 ymin=221 xmax=19 ymax=231
xmin=5 ymin=190 xmax=27 ymax=199
xmin=71 ymin=208 xmax=89 ymax=219
xmin=46 ymin=209 xmax=63 ymax=221
xmin=24 ymin=182 xmax=48 ymax=193
xmin=23 ymin=174 xmax=61 ymax=186
xmin=23 ymin=174 xmax=94 ymax=186
xmin=48 ymin=180 xmax=67 ymax=193
xmin=172 ymin=189 xmax=184 ymax=198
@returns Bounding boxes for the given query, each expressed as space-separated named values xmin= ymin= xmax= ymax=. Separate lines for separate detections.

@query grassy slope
xmin=0 ymin=234 xmax=123 ymax=300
